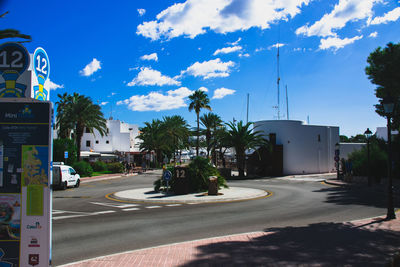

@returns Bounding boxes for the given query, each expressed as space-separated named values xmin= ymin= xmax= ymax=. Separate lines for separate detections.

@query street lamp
xmin=382 ymin=96 xmax=396 ymax=220
xmin=335 ymin=142 xmax=340 ymax=180
xmin=364 ymin=128 xmax=373 ymax=186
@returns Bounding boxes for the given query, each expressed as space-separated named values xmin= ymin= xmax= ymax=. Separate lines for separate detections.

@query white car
xmin=52 ymin=162 xmax=80 ymax=190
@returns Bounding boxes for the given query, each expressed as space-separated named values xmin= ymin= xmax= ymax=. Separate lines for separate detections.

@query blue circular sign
xmin=0 ymin=42 xmax=30 ymax=75
xmin=33 ymin=47 xmax=50 ymax=81
xmin=163 ymin=170 xmax=172 ymax=181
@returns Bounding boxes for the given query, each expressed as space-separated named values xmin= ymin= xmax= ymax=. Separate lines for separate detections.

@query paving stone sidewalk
xmin=60 ymin=214 xmax=400 ymax=267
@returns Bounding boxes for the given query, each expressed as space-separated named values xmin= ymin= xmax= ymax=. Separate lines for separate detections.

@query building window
xmin=86 ymin=140 xmax=90 ymax=147
xmin=106 ymin=128 xmax=109 ymax=134
xmin=318 ymin=134 xmax=321 ymax=142
xmin=96 ymin=140 xmax=99 ymax=144
xmin=106 ymin=140 xmax=109 ymax=144
xmin=85 ymin=128 xmax=90 ymax=133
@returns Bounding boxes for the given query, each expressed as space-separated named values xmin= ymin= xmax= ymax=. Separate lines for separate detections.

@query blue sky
xmin=3 ymin=0 xmax=400 ymax=136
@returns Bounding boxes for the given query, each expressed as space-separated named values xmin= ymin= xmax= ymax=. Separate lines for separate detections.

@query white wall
xmin=340 ymin=143 xmax=365 ymax=160
xmin=254 ymin=120 xmax=339 ymax=175
xmin=81 ymin=119 xmax=140 ymax=153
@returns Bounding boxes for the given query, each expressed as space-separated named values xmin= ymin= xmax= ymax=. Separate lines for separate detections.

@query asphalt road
xmin=52 ymin=171 xmax=393 ymax=266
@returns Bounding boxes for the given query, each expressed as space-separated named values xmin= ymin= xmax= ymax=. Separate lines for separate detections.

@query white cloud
xmin=228 ymin=37 xmax=242 ymax=46
xmin=369 ymin=7 xmax=400 ymax=25
xmin=180 ymin=58 xmax=235 ymax=80
xmin=117 ymin=87 xmax=193 ymax=111
xmin=255 ymin=47 xmax=266 ymax=53
xmin=79 ymin=58 xmax=101 ymax=77
xmin=128 ymin=67 xmax=181 ymax=86
xmin=268 ymin=43 xmax=286 ymax=49
xmin=213 ymin=45 xmax=242 ymax=56
xmin=44 ymin=79 xmax=64 ymax=90
xmin=100 ymin=102 xmax=108 ymax=106
xmin=140 ymin=53 xmax=158 ymax=61
xmin=319 ymin=35 xmax=363 ymax=50
xmin=199 ymin=86 xmax=208 ymax=92
xmin=137 ymin=0 xmax=311 ymax=40
xmin=212 ymin=87 xmax=236 ymax=99
xmin=369 ymin=31 xmax=378 ymax=38
xmin=296 ymin=0 xmax=377 ymax=37
xmin=138 ymin=8 xmax=146 ymax=16
xmin=239 ymin=53 xmax=250 ymax=58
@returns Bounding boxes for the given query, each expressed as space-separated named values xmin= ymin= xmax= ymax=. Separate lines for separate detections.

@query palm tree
xmin=56 ymin=93 xmax=107 ymax=161
xmin=200 ymin=113 xmax=222 ymax=160
xmin=0 ymin=12 xmax=31 ymax=42
xmin=226 ymin=120 xmax=268 ymax=177
xmin=162 ymin=116 xmax=190 ymax=164
xmin=138 ymin=119 xmax=164 ymax=167
xmin=188 ymin=90 xmax=212 ymax=156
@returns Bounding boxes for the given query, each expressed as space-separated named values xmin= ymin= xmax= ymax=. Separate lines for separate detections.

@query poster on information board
xmin=0 ymin=99 xmax=52 ymax=267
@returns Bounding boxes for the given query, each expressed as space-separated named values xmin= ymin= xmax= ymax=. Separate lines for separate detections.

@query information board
xmin=0 ymin=99 xmax=52 ymax=267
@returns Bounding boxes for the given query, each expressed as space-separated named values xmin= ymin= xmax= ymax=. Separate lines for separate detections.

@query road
xmin=52 ymin=171 xmax=392 ymax=266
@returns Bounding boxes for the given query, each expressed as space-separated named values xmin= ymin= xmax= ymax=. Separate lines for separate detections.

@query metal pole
xmin=387 ymin=116 xmax=396 ymax=219
xmin=367 ymin=138 xmax=371 ymax=186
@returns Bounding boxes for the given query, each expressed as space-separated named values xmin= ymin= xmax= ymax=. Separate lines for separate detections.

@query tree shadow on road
xmin=313 ymin=184 xmax=400 ymax=209
xmin=179 ymin=221 xmax=400 ymax=267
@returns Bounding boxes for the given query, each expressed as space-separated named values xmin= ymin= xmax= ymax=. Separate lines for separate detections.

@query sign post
xmin=162 ymin=170 xmax=172 ymax=193
xmin=0 ymin=42 xmax=52 ymax=267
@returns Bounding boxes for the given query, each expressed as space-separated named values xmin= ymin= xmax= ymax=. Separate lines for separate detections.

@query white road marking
xmin=145 ymin=206 xmax=161 ymax=209
xmin=53 ymin=214 xmax=88 ymax=221
xmin=122 ymin=208 xmax=140 ymax=211
xmin=166 ymin=204 xmax=182 ymax=207
xmin=92 ymin=210 xmax=116 ymax=215
xmin=90 ymin=201 xmax=139 ymax=208
xmin=52 ymin=210 xmax=67 ymax=214
xmin=52 ymin=210 xmax=115 ymax=220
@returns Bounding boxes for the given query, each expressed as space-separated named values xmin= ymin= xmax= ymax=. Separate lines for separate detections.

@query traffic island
xmin=107 ymin=187 xmax=272 ymax=204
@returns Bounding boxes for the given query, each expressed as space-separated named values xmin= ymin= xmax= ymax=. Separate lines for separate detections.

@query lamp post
xmin=335 ymin=143 xmax=340 ymax=180
xmin=382 ymin=96 xmax=396 ymax=220
xmin=364 ymin=128 xmax=373 ymax=186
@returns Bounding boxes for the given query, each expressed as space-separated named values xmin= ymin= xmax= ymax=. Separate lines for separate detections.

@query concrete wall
xmin=254 ymin=120 xmax=339 ymax=175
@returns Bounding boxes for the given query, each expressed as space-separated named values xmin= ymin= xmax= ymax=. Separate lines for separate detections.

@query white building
xmin=254 ymin=120 xmax=339 ymax=175
xmin=80 ymin=119 xmax=142 ymax=155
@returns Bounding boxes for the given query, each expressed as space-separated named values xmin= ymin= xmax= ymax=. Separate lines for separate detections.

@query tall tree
xmin=188 ymin=90 xmax=212 ymax=156
xmin=138 ymin=119 xmax=164 ymax=167
xmin=56 ymin=93 xmax=107 ymax=161
xmin=162 ymin=115 xmax=190 ymax=164
xmin=365 ymin=42 xmax=400 ymax=128
xmin=200 ymin=113 xmax=222 ymax=159
xmin=226 ymin=120 xmax=268 ymax=177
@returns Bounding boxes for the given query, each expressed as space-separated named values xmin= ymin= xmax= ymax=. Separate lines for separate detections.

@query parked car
xmin=52 ymin=162 xmax=80 ymax=190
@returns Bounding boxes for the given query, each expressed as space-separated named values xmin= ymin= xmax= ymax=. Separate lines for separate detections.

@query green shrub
xmin=154 ymin=158 xmax=228 ymax=193
xmin=348 ymin=142 xmax=387 ymax=178
xmin=92 ymin=161 xmax=108 ymax=172
xmin=107 ymin=162 xmax=124 ymax=173
xmin=53 ymin=138 xmax=77 ymax=166
xmin=73 ymin=161 xmax=93 ymax=177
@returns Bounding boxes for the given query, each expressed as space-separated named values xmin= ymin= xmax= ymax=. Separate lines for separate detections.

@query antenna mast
xmin=286 ymin=85 xmax=289 ymax=120
xmin=276 ymin=30 xmax=281 ymax=120
xmin=246 ymin=93 xmax=249 ymax=124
